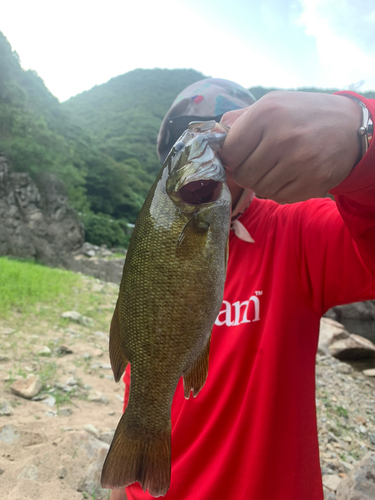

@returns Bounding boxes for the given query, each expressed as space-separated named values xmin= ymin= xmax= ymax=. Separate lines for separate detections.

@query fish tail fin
xmin=109 ymin=299 xmax=129 ymax=382
xmin=183 ymin=333 xmax=211 ymax=399
xmin=101 ymin=411 xmax=171 ymax=497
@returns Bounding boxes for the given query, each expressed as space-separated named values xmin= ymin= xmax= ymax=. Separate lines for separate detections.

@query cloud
xmin=296 ymin=0 xmax=375 ymax=90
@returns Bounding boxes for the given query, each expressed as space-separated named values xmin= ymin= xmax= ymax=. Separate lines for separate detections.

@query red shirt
xmin=124 ymin=93 xmax=375 ymax=500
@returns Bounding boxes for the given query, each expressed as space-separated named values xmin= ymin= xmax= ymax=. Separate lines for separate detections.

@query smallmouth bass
xmin=101 ymin=121 xmax=231 ymax=497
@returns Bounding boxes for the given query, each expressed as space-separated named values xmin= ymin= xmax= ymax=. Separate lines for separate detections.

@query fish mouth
xmin=177 ymin=180 xmax=223 ymax=205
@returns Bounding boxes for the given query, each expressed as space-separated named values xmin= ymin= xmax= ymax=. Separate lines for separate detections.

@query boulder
xmin=64 ymin=431 xmax=110 ymax=500
xmin=319 ymin=318 xmax=375 ymax=360
xmin=336 ymin=452 xmax=375 ymax=500
xmin=68 ymin=254 xmax=125 ymax=284
xmin=10 ymin=375 xmax=42 ymax=399
xmin=334 ymin=301 xmax=375 ymax=321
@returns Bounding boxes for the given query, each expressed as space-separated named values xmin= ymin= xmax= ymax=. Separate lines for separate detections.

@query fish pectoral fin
xmin=101 ymin=411 xmax=171 ymax=497
xmin=183 ymin=333 xmax=211 ymax=399
xmin=177 ymin=212 xmax=210 ymax=257
xmin=109 ymin=299 xmax=129 ymax=382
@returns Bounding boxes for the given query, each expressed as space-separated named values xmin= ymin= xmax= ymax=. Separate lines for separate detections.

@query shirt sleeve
xmin=330 ymin=91 xmax=375 ymax=276
xmin=293 ymin=92 xmax=375 ymax=314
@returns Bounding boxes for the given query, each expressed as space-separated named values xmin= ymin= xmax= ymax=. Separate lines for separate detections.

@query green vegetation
xmin=0 ymin=257 xmax=79 ymax=317
xmin=80 ymin=212 xmax=131 ymax=248
xmin=249 ymin=85 xmax=375 ymax=100
xmin=336 ymin=405 xmax=349 ymax=419
xmin=1 ymin=29 xmax=374 ymax=248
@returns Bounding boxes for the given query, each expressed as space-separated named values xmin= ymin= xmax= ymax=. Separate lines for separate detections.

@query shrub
xmin=81 ymin=212 xmax=130 ymax=248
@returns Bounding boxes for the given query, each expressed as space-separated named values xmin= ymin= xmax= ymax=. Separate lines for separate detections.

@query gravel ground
xmin=316 ymin=354 xmax=375 ymax=499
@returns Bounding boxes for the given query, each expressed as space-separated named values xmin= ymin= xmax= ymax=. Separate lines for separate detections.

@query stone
xmin=46 ymin=410 xmax=57 ymax=417
xmin=0 ymin=328 xmax=15 ymax=335
xmin=323 ymin=474 xmax=342 ymax=492
xmin=337 ymin=363 xmax=352 ymax=374
xmin=91 ymin=362 xmax=111 ymax=370
xmin=324 ymin=308 xmax=338 ymax=320
xmin=0 ymin=425 xmax=20 ymax=444
xmin=65 ymin=376 xmax=78 ymax=386
xmin=61 ymin=311 xmax=93 ymax=327
xmin=84 ymin=424 xmax=101 ymax=439
xmin=0 ymin=354 xmax=10 ymax=362
xmin=42 ymin=395 xmax=56 ymax=407
xmin=58 ymin=407 xmax=73 ymax=417
xmin=94 ymin=331 xmax=108 ymax=340
xmin=87 ymin=390 xmax=109 ymax=405
xmin=17 ymin=465 xmax=39 ymax=481
xmin=319 ymin=318 xmax=375 ymax=360
xmin=58 ymin=467 xmax=67 ymax=479
xmin=56 ymin=344 xmax=73 ymax=355
xmin=0 ymin=400 xmax=13 ymax=416
xmin=99 ymin=430 xmax=115 ymax=445
xmin=10 ymin=375 xmax=42 ymax=399
xmin=32 ymin=393 xmax=49 ymax=401
xmin=38 ymin=346 xmax=52 ymax=355
xmin=336 ymin=452 xmax=375 ymax=499
xmin=334 ymin=301 xmax=375 ymax=321
xmin=61 ymin=311 xmax=83 ymax=322
xmin=363 ymin=369 xmax=375 ymax=377
xmin=64 ymin=431 xmax=110 ymax=500
xmin=0 ymin=159 xmax=84 ymax=267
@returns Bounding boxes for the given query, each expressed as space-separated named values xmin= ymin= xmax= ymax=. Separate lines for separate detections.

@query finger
xmin=230 ymin=134 xmax=284 ymax=189
xmin=220 ymin=103 xmax=263 ymax=171
xmin=270 ymin=178 xmax=317 ymax=204
xmin=256 ymin=163 xmax=329 ymax=204
xmin=220 ymin=108 xmax=248 ymax=127
xmin=251 ymin=161 xmax=297 ymax=201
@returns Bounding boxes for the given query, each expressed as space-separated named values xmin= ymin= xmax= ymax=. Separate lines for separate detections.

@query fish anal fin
xmin=109 ymin=299 xmax=129 ymax=382
xmin=183 ymin=334 xmax=211 ymax=399
xmin=101 ymin=412 xmax=171 ymax=497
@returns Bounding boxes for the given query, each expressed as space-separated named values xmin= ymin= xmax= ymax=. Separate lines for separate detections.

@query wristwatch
xmin=347 ymin=96 xmax=373 ymax=159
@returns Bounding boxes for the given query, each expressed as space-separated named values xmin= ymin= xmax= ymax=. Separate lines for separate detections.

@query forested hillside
xmin=62 ymin=68 xmax=206 ymax=177
xmin=0 ymin=31 xmax=205 ymax=245
xmin=1 ymin=28 xmax=374 ymax=248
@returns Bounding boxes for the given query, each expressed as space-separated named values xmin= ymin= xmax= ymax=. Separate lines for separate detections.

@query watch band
xmin=347 ymin=96 xmax=373 ymax=158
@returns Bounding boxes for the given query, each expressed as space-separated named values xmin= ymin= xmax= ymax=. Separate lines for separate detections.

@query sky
xmin=2 ymin=0 xmax=375 ymax=102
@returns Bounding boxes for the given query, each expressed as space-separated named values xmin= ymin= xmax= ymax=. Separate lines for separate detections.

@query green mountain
xmin=0 ymin=31 xmax=204 ymax=246
xmin=249 ymin=85 xmax=375 ymax=100
xmin=2 ymin=28 xmax=374 ymax=248
xmin=62 ymin=68 xmax=205 ymax=175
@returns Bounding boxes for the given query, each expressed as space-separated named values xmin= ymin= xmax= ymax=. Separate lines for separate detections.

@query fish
xmin=101 ymin=121 xmax=231 ymax=497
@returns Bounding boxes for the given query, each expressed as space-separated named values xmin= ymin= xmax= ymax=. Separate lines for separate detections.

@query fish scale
xmin=101 ymin=121 xmax=231 ymax=497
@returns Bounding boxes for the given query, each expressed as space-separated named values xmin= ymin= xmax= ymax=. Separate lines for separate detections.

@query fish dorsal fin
xmin=183 ymin=333 xmax=212 ymax=399
xmin=109 ymin=299 xmax=129 ymax=382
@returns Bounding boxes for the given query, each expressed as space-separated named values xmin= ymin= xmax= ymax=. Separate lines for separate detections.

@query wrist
xmin=342 ymin=96 xmax=373 ymax=161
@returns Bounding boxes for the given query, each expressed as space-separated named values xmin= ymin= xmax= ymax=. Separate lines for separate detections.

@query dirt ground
xmin=1 ymin=273 xmax=375 ymax=500
xmin=0 ymin=276 xmax=123 ymax=500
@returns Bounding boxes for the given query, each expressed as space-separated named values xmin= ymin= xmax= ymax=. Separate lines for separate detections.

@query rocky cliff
xmin=0 ymin=155 xmax=84 ymax=267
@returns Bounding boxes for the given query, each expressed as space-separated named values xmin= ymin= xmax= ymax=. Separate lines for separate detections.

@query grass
xmin=0 ymin=257 xmax=115 ymax=332
xmin=0 ymin=257 xmax=80 ymax=318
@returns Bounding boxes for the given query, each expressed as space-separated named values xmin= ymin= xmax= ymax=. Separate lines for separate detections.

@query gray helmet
xmin=157 ymin=78 xmax=256 ymax=163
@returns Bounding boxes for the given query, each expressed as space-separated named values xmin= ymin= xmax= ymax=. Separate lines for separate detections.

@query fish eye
xmin=174 ymin=141 xmax=185 ymax=152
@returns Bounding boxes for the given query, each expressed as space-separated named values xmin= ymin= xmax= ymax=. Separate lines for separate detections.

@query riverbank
xmin=0 ymin=268 xmax=374 ymax=499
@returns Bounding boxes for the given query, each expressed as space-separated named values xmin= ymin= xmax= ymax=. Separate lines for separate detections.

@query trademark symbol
xmin=255 ymin=291 xmax=263 ymax=296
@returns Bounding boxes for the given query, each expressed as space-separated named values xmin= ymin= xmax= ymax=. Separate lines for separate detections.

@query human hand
xmin=220 ymin=91 xmax=362 ymax=204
